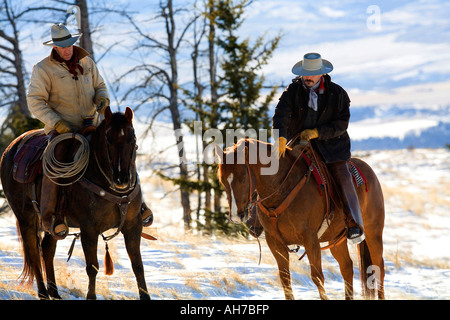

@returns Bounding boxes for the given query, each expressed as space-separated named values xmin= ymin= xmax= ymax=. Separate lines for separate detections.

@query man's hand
xmin=95 ymin=96 xmax=110 ymax=114
xmin=55 ymin=120 xmax=73 ymax=134
xmin=300 ymin=128 xmax=319 ymax=141
xmin=273 ymin=136 xmax=287 ymax=159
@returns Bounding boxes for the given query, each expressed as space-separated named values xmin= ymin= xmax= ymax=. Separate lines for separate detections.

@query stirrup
xmin=141 ymin=204 xmax=153 ymax=227
xmin=50 ymin=216 xmax=68 ymax=240
xmin=347 ymin=227 xmax=365 ymax=245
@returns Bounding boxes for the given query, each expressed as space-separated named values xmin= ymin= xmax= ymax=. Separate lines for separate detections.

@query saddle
xmin=13 ymin=129 xmax=49 ymax=183
xmin=291 ymin=144 xmax=369 ymax=213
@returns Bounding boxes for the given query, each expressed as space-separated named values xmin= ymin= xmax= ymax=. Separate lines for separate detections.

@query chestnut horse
xmin=0 ymin=107 xmax=151 ymax=300
xmin=217 ymin=138 xmax=385 ymax=300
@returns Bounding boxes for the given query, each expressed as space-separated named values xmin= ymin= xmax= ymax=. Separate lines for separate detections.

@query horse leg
xmin=41 ymin=233 xmax=62 ymax=299
xmin=364 ymin=230 xmax=385 ymax=299
xmin=303 ymin=230 xmax=327 ymax=300
xmin=329 ymin=241 xmax=354 ymax=300
xmin=122 ymin=222 xmax=150 ymax=300
xmin=265 ymin=233 xmax=294 ymax=300
xmin=80 ymin=230 xmax=99 ymax=300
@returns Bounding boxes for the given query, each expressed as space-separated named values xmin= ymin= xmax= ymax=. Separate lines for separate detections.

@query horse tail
xmin=16 ymin=216 xmax=43 ymax=285
xmin=358 ymin=239 xmax=375 ymax=299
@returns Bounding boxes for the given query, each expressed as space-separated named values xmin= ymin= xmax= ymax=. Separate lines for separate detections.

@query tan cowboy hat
xmin=43 ymin=23 xmax=82 ymax=47
xmin=292 ymin=52 xmax=333 ymax=76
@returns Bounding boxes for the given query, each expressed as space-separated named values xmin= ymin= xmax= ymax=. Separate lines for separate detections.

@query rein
xmin=248 ymin=141 xmax=344 ymax=259
xmin=240 ymin=143 xmax=309 ymax=256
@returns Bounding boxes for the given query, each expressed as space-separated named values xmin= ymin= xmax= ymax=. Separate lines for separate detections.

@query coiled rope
xmin=42 ymin=133 xmax=90 ymax=186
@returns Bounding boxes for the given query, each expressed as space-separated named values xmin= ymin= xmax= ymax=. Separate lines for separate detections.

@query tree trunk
xmin=166 ymin=0 xmax=191 ymax=229
xmin=76 ymin=0 xmax=95 ymax=59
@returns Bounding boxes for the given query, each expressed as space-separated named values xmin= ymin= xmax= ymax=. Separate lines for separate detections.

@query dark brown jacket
xmin=272 ymin=74 xmax=351 ymax=163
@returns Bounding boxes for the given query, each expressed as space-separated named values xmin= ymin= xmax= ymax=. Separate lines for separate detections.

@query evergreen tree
xmin=216 ymin=0 xmax=280 ymax=142
xmin=182 ymin=0 xmax=281 ymax=235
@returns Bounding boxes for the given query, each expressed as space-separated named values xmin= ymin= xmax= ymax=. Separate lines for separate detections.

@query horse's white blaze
xmin=227 ymin=173 xmax=238 ymax=220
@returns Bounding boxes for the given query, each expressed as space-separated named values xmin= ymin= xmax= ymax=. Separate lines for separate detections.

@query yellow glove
xmin=54 ymin=120 xmax=73 ymax=134
xmin=300 ymin=128 xmax=319 ymax=141
xmin=95 ymin=96 xmax=110 ymax=114
xmin=273 ymin=137 xmax=287 ymax=159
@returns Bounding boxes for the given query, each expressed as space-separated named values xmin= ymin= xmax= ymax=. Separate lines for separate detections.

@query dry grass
xmin=382 ymin=183 xmax=450 ymax=217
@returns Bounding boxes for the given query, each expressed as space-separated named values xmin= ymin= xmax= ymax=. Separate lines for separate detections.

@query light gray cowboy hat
xmin=43 ymin=23 xmax=82 ymax=47
xmin=292 ymin=52 xmax=333 ymax=76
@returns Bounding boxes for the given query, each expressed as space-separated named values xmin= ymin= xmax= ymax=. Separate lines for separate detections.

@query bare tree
xmin=118 ymin=0 xmax=200 ymax=229
xmin=0 ymin=0 xmax=31 ymax=115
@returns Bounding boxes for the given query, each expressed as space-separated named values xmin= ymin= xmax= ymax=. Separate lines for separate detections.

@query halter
xmin=242 ymin=142 xmax=312 ymax=255
xmin=94 ymin=125 xmax=137 ymax=194
xmin=244 ymin=141 xmax=347 ymax=258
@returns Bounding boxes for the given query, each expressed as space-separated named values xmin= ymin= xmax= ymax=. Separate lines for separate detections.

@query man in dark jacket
xmin=249 ymin=52 xmax=364 ymax=244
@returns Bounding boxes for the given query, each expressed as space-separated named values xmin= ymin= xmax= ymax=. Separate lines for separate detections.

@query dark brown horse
xmin=0 ymin=107 xmax=151 ymax=300
xmin=217 ymin=138 xmax=385 ymax=300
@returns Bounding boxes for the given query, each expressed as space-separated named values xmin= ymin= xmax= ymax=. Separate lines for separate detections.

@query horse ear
xmin=104 ymin=106 xmax=112 ymax=122
xmin=215 ymin=145 xmax=224 ymax=164
xmin=125 ymin=106 xmax=133 ymax=123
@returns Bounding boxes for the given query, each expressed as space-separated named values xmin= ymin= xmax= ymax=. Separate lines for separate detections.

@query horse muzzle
xmin=230 ymin=208 xmax=248 ymax=224
xmin=112 ymin=171 xmax=135 ymax=192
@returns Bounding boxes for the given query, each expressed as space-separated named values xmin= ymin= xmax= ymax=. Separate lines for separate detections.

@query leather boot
xmin=328 ymin=161 xmax=365 ymax=245
xmin=141 ymin=202 xmax=153 ymax=227
xmin=245 ymin=205 xmax=263 ymax=238
xmin=40 ymin=175 xmax=68 ymax=240
xmin=40 ymin=134 xmax=70 ymax=240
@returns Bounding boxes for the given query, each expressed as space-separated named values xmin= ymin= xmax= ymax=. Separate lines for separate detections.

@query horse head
xmin=216 ymin=139 xmax=256 ymax=223
xmin=95 ymin=106 xmax=137 ymax=192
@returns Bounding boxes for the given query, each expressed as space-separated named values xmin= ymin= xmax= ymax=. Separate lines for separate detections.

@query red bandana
xmin=53 ymin=48 xmax=84 ymax=80
xmin=316 ymin=76 xmax=325 ymax=94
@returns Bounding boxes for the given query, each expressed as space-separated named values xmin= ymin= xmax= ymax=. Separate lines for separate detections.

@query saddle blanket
xmin=302 ymin=154 xmax=368 ymax=194
xmin=13 ymin=129 xmax=48 ymax=183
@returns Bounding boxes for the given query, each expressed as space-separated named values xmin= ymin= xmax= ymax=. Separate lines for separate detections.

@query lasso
xmin=42 ymin=133 xmax=90 ymax=186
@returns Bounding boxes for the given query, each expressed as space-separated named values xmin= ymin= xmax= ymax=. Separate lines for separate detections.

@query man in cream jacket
xmin=27 ymin=24 xmax=152 ymax=239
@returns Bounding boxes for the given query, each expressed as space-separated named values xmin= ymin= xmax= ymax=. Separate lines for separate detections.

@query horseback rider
xmin=247 ymin=52 xmax=365 ymax=245
xmin=27 ymin=23 xmax=152 ymax=239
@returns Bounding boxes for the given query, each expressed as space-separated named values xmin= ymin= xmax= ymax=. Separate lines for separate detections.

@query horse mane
xmin=217 ymin=138 xmax=273 ymax=181
xmin=222 ymin=138 xmax=274 ymax=155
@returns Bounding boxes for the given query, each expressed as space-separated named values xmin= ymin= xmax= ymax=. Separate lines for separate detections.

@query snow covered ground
xmin=0 ymin=145 xmax=449 ymax=300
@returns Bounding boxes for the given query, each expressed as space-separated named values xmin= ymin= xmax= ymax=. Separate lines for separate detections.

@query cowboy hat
xmin=43 ymin=23 xmax=82 ymax=47
xmin=292 ymin=52 xmax=333 ymax=76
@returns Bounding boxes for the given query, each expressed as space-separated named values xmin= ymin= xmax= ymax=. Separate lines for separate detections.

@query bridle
xmin=94 ymin=125 xmax=137 ymax=194
xmin=239 ymin=140 xmax=345 ymax=259
xmin=243 ymin=142 xmax=310 ymax=216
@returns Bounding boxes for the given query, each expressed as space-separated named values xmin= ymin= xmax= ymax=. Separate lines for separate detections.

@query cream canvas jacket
xmin=27 ymin=46 xmax=109 ymax=134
